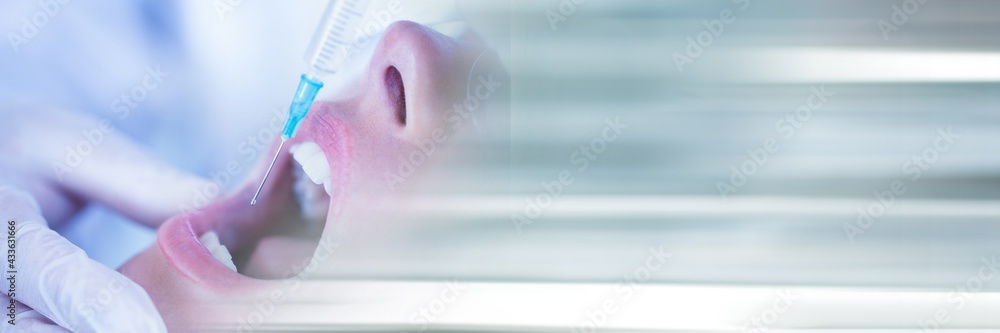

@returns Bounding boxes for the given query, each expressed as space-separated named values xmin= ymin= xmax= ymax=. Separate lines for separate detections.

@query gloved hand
xmin=0 ymin=108 xmax=212 ymax=332
xmin=0 ymin=186 xmax=166 ymax=332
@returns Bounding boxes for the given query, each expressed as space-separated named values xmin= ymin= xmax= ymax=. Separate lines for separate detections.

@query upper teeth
xmin=198 ymin=231 xmax=238 ymax=272
xmin=291 ymin=141 xmax=332 ymax=223
xmin=290 ymin=141 xmax=333 ymax=196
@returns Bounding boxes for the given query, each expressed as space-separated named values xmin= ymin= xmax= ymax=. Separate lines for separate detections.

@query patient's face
xmin=118 ymin=21 xmax=507 ymax=331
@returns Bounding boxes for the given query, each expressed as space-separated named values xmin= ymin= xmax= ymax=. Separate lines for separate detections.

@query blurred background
xmin=486 ymin=0 xmax=1000 ymax=287
xmin=2 ymin=0 xmax=999 ymax=331
xmin=316 ymin=0 xmax=1000 ymax=330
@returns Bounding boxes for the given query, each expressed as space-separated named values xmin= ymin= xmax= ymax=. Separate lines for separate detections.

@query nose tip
xmin=381 ymin=21 xmax=436 ymax=48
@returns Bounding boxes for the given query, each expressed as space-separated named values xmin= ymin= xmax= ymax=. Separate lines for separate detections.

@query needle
xmin=250 ymin=140 xmax=285 ymax=205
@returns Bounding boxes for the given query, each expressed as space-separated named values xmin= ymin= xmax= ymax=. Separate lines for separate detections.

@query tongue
xmin=241 ymin=235 xmax=322 ymax=279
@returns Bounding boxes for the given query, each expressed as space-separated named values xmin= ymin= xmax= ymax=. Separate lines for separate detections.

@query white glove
xmin=0 ymin=187 xmax=166 ymax=332
xmin=0 ymin=108 xmax=212 ymax=332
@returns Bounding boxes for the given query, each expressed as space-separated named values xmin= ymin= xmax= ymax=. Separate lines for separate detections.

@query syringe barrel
xmin=304 ymin=0 xmax=372 ymax=75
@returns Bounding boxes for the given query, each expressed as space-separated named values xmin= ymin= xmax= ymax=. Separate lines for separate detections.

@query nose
xmin=363 ymin=21 xmax=468 ymax=142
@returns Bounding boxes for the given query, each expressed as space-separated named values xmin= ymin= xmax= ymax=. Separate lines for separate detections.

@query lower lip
xmin=158 ymin=213 xmax=248 ymax=287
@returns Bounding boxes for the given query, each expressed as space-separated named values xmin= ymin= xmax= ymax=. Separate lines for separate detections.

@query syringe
xmin=252 ymin=0 xmax=372 ymax=205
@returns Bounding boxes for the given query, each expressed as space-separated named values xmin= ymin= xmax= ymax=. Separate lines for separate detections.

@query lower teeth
xmin=199 ymin=231 xmax=238 ymax=272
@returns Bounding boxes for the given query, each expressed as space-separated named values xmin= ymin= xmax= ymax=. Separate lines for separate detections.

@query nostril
xmin=385 ymin=66 xmax=406 ymax=126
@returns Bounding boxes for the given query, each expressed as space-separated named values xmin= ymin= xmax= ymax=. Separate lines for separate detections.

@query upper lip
xmin=157 ymin=108 xmax=348 ymax=289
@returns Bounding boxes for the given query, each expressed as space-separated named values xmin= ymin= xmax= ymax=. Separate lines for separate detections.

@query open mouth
xmin=157 ymin=118 xmax=348 ymax=286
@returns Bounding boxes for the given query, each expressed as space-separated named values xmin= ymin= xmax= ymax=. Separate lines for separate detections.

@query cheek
xmin=351 ymin=134 xmax=413 ymax=182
